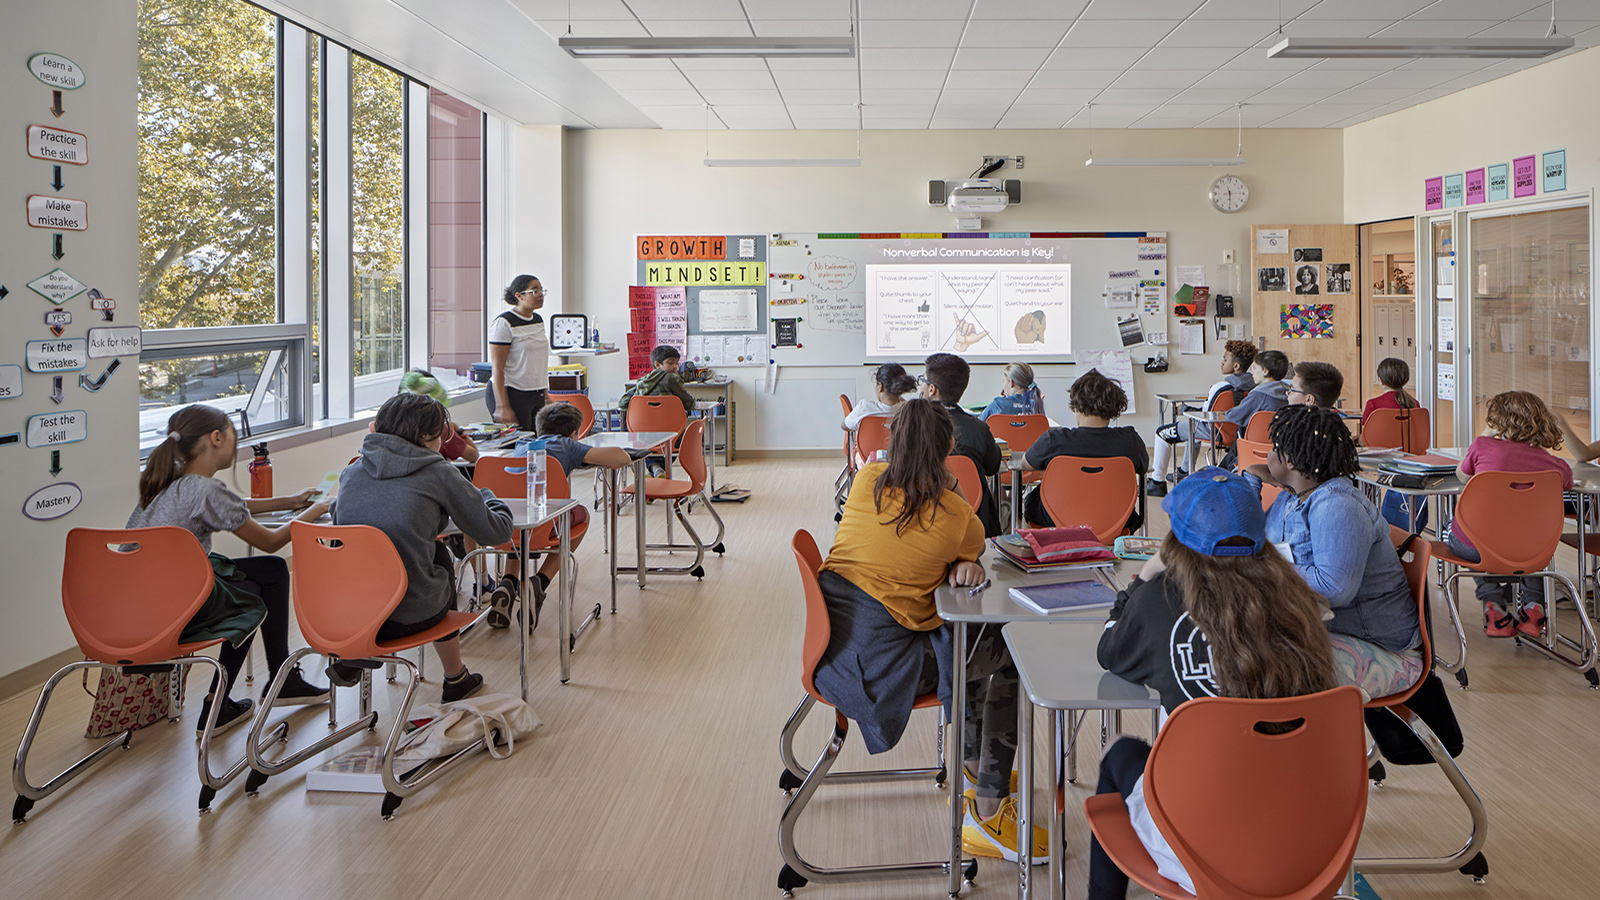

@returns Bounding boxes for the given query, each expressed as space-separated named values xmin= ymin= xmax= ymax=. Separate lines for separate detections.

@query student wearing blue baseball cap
xmin=1090 ymin=466 xmax=1338 ymax=900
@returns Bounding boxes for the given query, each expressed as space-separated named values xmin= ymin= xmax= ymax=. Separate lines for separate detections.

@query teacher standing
xmin=488 ymin=273 xmax=551 ymax=429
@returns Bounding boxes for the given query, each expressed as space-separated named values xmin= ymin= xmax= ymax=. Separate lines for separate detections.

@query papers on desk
xmin=1009 ymin=581 xmax=1117 ymax=615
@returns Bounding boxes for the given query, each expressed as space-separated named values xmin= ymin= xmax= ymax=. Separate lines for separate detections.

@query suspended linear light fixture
xmin=1268 ymin=0 xmax=1571 ymax=59
xmin=1084 ymin=104 xmax=1247 ymax=167
xmin=559 ymin=36 xmax=855 ymax=59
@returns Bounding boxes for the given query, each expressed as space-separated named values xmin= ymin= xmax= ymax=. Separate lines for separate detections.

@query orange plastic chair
xmin=463 ymin=455 xmax=590 ymax=623
xmin=627 ymin=397 xmax=689 ymax=474
xmin=246 ymin=522 xmax=487 ymax=819
xmin=855 ymin=414 xmax=892 ymax=467
xmin=547 ymin=392 xmax=596 ymax=438
xmin=945 ymin=454 xmax=984 ymax=512
xmin=1428 ymin=470 xmax=1596 ymax=688
xmin=1362 ymin=407 xmax=1430 ymax=454
xmin=1085 ymin=686 xmax=1368 ymax=900
xmin=619 ymin=420 xmax=726 ymax=579
xmin=1197 ymin=389 xmax=1240 ymax=466
xmin=835 ymin=394 xmax=857 ymax=519
xmin=1234 ymin=438 xmax=1281 ymax=511
xmin=1243 ymin=409 xmax=1276 ymax=443
xmin=778 ymin=529 xmax=953 ymax=894
xmin=1037 ymin=455 xmax=1137 ymax=544
xmin=13 ymin=527 xmax=285 ymax=822
xmin=1356 ymin=527 xmax=1490 ymax=881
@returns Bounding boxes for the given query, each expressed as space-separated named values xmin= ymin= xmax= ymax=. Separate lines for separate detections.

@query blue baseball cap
xmin=1161 ymin=467 xmax=1266 ymax=557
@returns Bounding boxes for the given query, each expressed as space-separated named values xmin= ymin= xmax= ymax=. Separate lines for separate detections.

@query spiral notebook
xmin=1009 ymin=580 xmax=1117 ymax=615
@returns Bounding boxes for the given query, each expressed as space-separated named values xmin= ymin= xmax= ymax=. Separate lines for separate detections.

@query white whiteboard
xmin=698 ymin=289 xmax=758 ymax=332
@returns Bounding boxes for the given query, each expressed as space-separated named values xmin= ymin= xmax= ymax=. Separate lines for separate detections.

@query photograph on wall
xmin=1281 ymin=303 xmax=1334 ymax=339
xmin=1116 ymin=315 xmax=1146 ymax=348
xmin=1293 ymin=265 xmax=1319 ymax=295
xmin=1324 ymin=263 xmax=1351 ymax=294
xmin=1293 ymin=247 xmax=1323 ymax=263
xmin=1258 ymin=267 xmax=1287 ymax=292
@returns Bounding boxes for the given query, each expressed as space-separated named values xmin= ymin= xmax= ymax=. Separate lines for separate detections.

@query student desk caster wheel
xmin=13 ymin=795 xmax=35 ymax=824
xmin=778 ymin=864 xmax=807 ymax=897
xmin=1586 ymin=668 xmax=1599 ymax=688
xmin=245 ymin=770 xmax=269 ymax=797
xmin=713 ymin=542 xmax=725 ymax=555
xmin=1454 ymin=668 xmax=1469 ymax=689
xmin=778 ymin=769 xmax=803 ymax=794
xmin=691 ymin=565 xmax=705 ymax=579
xmin=1368 ymin=760 xmax=1386 ymax=786
xmin=198 ymin=785 xmax=216 ymax=815
xmin=381 ymin=792 xmax=404 ymax=820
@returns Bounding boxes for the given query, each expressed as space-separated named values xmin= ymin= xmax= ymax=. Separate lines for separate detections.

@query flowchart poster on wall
xmin=864 ymin=264 xmax=1070 ymax=356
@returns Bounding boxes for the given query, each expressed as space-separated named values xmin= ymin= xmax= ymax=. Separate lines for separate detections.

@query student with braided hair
xmin=1243 ymin=404 xmax=1422 ymax=697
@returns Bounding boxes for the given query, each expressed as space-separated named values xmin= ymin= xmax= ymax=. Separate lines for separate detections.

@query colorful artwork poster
xmin=1543 ymin=149 xmax=1567 ymax=193
xmin=1513 ymin=155 xmax=1538 ymax=197
xmin=1281 ymin=304 xmax=1334 ymax=339
xmin=1424 ymin=176 xmax=1444 ymax=211
xmin=1486 ymin=163 xmax=1509 ymax=202
xmin=1464 ymin=168 xmax=1486 ymax=205
xmin=1442 ymin=173 xmax=1464 ymax=208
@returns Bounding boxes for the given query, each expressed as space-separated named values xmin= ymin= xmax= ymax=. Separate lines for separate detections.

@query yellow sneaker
xmin=962 ymin=795 xmax=1048 ymax=865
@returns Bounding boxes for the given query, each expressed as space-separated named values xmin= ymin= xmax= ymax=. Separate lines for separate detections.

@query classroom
xmin=3 ymin=1 xmax=1600 ymax=898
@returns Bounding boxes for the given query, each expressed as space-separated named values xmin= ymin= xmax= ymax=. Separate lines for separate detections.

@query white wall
xmin=564 ymin=126 xmax=1344 ymax=446
xmin=1344 ymin=45 xmax=1600 ymax=224
xmin=1 ymin=2 xmax=139 ymax=685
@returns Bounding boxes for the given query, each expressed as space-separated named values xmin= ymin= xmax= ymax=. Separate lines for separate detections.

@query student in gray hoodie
xmin=1218 ymin=349 xmax=1291 ymax=468
xmin=332 ymin=393 xmax=514 ymax=702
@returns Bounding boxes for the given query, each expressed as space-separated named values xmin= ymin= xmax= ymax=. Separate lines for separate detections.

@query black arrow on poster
xmin=50 ymin=90 xmax=64 ymax=118
xmin=0 ymin=286 xmax=8 ymax=302
xmin=51 ymin=376 xmax=64 ymax=404
xmin=52 ymin=234 xmax=64 ymax=260
xmin=51 ymin=166 xmax=64 ymax=191
xmin=49 ymin=450 xmax=62 ymax=477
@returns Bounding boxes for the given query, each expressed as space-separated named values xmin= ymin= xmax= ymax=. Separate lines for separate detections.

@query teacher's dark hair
xmin=502 ymin=274 xmax=539 ymax=306
xmin=874 ymin=399 xmax=957 ymax=535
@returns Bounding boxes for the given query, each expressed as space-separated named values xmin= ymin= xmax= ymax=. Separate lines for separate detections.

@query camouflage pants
xmin=918 ymin=623 xmax=1019 ymax=800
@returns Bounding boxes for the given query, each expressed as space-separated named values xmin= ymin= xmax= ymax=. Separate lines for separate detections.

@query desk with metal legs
xmin=583 ymin=431 xmax=677 ymax=612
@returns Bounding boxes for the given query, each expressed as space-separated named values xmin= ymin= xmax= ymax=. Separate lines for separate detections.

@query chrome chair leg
xmin=245 ymin=647 xmax=379 ymax=798
xmin=778 ymin=694 xmax=945 ymax=792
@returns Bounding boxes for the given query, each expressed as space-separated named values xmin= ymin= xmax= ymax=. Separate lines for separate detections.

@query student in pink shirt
xmin=1443 ymin=391 xmax=1572 ymax=638
xmin=1361 ymin=357 xmax=1417 ymax=429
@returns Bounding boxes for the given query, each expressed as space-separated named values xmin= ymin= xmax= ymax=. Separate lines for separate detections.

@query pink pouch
xmin=1019 ymin=526 xmax=1114 ymax=563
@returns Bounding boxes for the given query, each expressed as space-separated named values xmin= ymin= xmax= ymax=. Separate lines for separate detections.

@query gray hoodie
xmin=333 ymin=433 xmax=514 ymax=625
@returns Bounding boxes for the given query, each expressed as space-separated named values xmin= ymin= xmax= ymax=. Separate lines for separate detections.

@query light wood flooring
xmin=3 ymin=457 xmax=1600 ymax=899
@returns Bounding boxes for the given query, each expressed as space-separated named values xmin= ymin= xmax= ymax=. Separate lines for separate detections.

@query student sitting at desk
xmin=1287 ymin=359 xmax=1343 ymax=409
xmin=815 ymin=399 xmax=1042 ymax=863
xmin=484 ymin=402 xmax=632 ymax=631
xmin=842 ymin=363 xmax=915 ymax=431
xmin=619 ymin=344 xmax=696 ymax=415
xmin=1217 ymin=349 xmax=1290 ymax=469
xmin=1019 ymin=370 xmax=1146 ymax=530
xmin=1148 ymin=339 xmax=1256 ymax=497
xmin=978 ymin=361 xmax=1045 ymax=421
xmin=129 ymin=405 xmax=333 ymax=734
xmin=920 ymin=352 xmax=1003 ymax=537
xmin=333 ymin=393 xmax=515 ymax=703
xmin=400 ymin=368 xmax=479 ymax=463
xmin=1362 ymin=357 xmax=1418 ymax=429
xmin=1090 ymin=470 xmax=1339 ymax=900
xmin=1244 ymin=405 xmax=1422 ymax=698
xmin=1448 ymin=391 xmax=1573 ymax=638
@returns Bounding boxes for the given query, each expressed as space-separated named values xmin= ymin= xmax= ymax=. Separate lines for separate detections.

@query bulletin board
xmin=765 ymin=231 xmax=1169 ymax=368
xmin=634 ymin=234 xmax=768 ymax=368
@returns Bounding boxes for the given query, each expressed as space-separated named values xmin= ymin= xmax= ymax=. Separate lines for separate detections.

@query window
xmin=136 ymin=0 xmax=471 ymax=454
xmin=428 ymin=89 xmax=486 ymax=389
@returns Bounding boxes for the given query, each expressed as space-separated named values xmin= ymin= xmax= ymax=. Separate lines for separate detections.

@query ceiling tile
xmin=621 ymin=0 xmax=748 ymax=17
xmin=763 ymin=56 xmax=858 ymax=70
xmin=1247 ymin=87 xmax=1346 ymax=103
xmin=672 ymin=58 xmax=770 ymax=72
xmin=1027 ymin=68 xmax=1120 ymax=88
xmin=699 ymin=88 xmax=785 ymax=104
xmin=1407 ymin=0 xmax=1546 ymax=20
xmin=618 ymin=88 xmax=709 ymax=105
xmin=1372 ymin=20 xmax=1501 ymax=38
xmin=1084 ymin=103 xmax=1163 ymax=118
xmin=1137 ymin=46 xmax=1241 ymax=69
xmin=867 ymin=119 xmax=937 ymax=129
xmin=533 ymin=19 xmax=649 ymax=38
xmin=862 ymin=88 xmax=943 ymax=104
xmin=1274 ymin=67 xmax=1382 ymax=89
xmin=1356 ymin=69 xmax=1457 ymax=90
xmin=1039 ymin=46 xmax=1149 ymax=69
xmin=1110 ymin=69 xmax=1211 ymax=89
xmin=642 ymin=20 xmax=764 ymax=38
xmin=1130 ymin=115 xmax=1212 ymax=128
xmin=596 ymin=69 xmax=694 ymax=89
xmin=1190 ymin=69 xmax=1292 ymax=89
xmin=1083 ymin=0 xmax=1205 ymax=17
xmin=577 ymin=57 xmax=681 ymax=72
xmin=512 ymin=0 xmax=636 ymax=20
xmin=1297 ymin=0 xmax=1434 ymax=18
xmin=641 ymin=105 xmax=725 ymax=129
xmin=779 ymin=88 xmax=861 ymax=104
xmin=861 ymin=71 xmax=948 ymax=90
xmin=952 ymin=47 xmax=1055 ymax=69
xmin=750 ymin=20 xmax=854 ymax=37
xmin=857 ymin=0 xmax=976 ymax=18
xmin=860 ymin=20 xmax=969 ymax=48
xmin=1277 ymin=19 xmax=1390 ymax=37
xmin=770 ymin=69 xmax=861 ymax=89
xmin=686 ymin=69 xmax=777 ymax=90
xmin=943 ymin=70 xmax=1036 ymax=90
xmin=1216 ymin=50 xmax=1316 ymax=71
xmin=1198 ymin=103 xmax=1302 ymax=125
xmin=1170 ymin=88 xmax=1257 ymax=103
xmin=938 ymin=89 xmax=1027 ymax=105
xmin=1014 ymin=87 xmax=1101 ymax=104
xmin=1188 ymin=0 xmax=1318 ymax=17
xmin=971 ymin=0 xmax=1092 ymax=19
xmin=1150 ymin=102 xmax=1234 ymax=116
xmin=1160 ymin=18 xmax=1277 ymax=48
xmin=1095 ymin=88 xmax=1185 ymax=104
xmin=996 ymin=109 xmax=1074 ymax=128
xmin=1330 ymin=87 xmax=1424 ymax=104
xmin=1060 ymin=19 xmax=1183 ymax=46
xmin=959 ymin=19 xmax=1073 ymax=47
xmin=1470 ymin=20 xmax=1600 ymax=37
xmin=860 ymin=48 xmax=957 ymax=69
xmin=863 ymin=104 xmax=938 ymax=118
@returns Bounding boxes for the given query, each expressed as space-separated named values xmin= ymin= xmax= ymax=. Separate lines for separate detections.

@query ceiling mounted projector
xmin=929 ymin=178 xmax=1021 ymax=215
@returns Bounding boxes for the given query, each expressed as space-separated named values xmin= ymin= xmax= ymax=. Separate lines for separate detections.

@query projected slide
xmin=865 ymin=264 xmax=1071 ymax=358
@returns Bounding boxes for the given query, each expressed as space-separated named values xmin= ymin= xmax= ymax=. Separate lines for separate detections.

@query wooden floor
xmin=3 ymin=457 xmax=1600 ymax=899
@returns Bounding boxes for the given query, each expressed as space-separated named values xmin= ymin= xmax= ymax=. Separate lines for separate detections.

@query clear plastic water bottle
xmin=525 ymin=438 xmax=548 ymax=511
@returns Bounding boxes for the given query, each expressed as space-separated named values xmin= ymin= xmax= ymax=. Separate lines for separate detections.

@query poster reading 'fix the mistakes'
xmin=864 ymin=264 xmax=1071 ymax=356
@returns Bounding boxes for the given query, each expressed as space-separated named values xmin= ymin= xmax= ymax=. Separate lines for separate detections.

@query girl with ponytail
xmin=130 ymin=405 xmax=333 ymax=734
xmin=979 ymin=361 xmax=1045 ymax=421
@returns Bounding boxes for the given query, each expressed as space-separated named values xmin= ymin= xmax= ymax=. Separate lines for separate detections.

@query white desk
xmin=584 ymin=431 xmax=677 ymax=610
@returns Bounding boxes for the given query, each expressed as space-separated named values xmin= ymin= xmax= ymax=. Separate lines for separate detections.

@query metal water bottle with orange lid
xmin=249 ymin=443 xmax=274 ymax=499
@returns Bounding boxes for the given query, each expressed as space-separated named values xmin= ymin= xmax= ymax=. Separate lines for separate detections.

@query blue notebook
xmin=1009 ymin=580 xmax=1117 ymax=615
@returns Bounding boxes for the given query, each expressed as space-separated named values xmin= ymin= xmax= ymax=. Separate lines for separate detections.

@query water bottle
xmin=526 ymin=438 xmax=548 ymax=511
xmin=248 ymin=443 xmax=273 ymax=499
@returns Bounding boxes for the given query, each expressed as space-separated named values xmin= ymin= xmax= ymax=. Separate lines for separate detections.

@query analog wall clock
xmin=1209 ymin=174 xmax=1249 ymax=213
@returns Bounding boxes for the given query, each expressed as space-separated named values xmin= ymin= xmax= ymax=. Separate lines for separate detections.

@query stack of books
xmin=990 ymin=535 xmax=1116 ymax=574
xmin=1379 ymin=453 xmax=1458 ymax=477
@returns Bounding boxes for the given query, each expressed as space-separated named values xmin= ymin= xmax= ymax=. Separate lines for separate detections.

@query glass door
xmin=1428 ymin=217 xmax=1456 ymax=448
xmin=1466 ymin=203 xmax=1590 ymax=438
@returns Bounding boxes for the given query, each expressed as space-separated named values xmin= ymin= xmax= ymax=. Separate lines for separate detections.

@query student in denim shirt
xmin=1242 ymin=405 xmax=1421 ymax=698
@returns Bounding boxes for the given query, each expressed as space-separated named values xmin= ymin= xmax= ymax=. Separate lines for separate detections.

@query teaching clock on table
xmin=1209 ymin=174 xmax=1248 ymax=213
xmin=550 ymin=314 xmax=588 ymax=350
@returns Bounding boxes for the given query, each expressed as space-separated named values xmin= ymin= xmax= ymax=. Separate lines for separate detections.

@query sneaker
xmin=269 ymin=665 xmax=331 ymax=707
xmin=1517 ymin=603 xmax=1547 ymax=639
xmin=196 ymin=696 xmax=254 ymax=738
xmin=1484 ymin=601 xmax=1516 ymax=638
xmin=529 ymin=576 xmax=547 ymax=632
xmin=485 ymin=581 xmax=514 ymax=629
xmin=646 ymin=462 xmax=667 ymax=479
xmin=326 ymin=661 xmax=364 ymax=687
xmin=1146 ymin=479 xmax=1168 ymax=498
xmin=962 ymin=795 xmax=1047 ymax=865
xmin=441 ymin=670 xmax=485 ymax=703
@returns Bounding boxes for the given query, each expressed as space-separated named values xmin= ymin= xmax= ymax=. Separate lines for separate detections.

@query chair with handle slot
xmin=1233 ymin=438 xmax=1282 ymax=512
xmin=1037 ymin=455 xmax=1138 ymax=545
xmin=626 ymin=397 xmax=689 ymax=476
xmin=13 ymin=527 xmax=288 ymax=822
xmin=854 ymin=414 xmax=892 ymax=469
xmin=1085 ymin=687 xmax=1368 ymax=900
xmin=619 ymin=419 xmax=726 ymax=579
xmin=1427 ymin=470 xmax=1598 ymax=689
xmin=1243 ymin=409 xmax=1276 ymax=443
xmin=547 ymin=391 xmax=596 ymax=438
xmin=945 ymin=454 xmax=984 ymax=512
xmin=463 ymin=455 xmax=591 ymax=629
xmin=777 ymin=529 xmax=963 ymax=897
xmin=245 ymin=522 xmax=490 ymax=819
xmin=1195 ymin=388 xmax=1240 ymax=468
xmin=1362 ymin=407 xmax=1430 ymax=454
